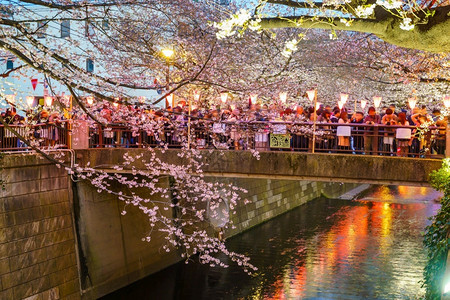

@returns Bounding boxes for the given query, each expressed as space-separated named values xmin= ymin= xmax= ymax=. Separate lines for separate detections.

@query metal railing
xmin=86 ymin=121 xmax=446 ymax=158
xmin=0 ymin=121 xmax=70 ymax=151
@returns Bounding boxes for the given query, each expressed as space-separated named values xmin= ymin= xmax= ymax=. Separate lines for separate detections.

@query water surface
xmin=103 ymin=185 xmax=441 ymax=299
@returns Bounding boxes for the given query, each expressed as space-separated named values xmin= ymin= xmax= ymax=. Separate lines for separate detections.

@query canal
xmin=102 ymin=185 xmax=441 ymax=299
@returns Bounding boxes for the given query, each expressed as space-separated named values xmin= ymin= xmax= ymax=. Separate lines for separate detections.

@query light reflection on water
xmin=102 ymin=185 xmax=441 ymax=300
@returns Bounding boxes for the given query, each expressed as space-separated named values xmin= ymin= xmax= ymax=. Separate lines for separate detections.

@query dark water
xmin=102 ymin=186 xmax=441 ymax=300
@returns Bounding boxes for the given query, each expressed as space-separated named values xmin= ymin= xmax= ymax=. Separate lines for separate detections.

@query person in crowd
xmin=396 ymin=112 xmax=410 ymax=157
xmin=330 ymin=109 xmax=340 ymax=123
xmin=337 ymin=111 xmax=350 ymax=153
xmin=381 ymin=108 xmax=397 ymax=154
xmin=363 ymin=107 xmax=381 ymax=155
xmin=350 ymin=112 xmax=365 ymax=154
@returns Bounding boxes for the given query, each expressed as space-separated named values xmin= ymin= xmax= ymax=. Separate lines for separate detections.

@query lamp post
xmin=162 ymin=48 xmax=174 ymax=108
xmin=307 ymin=89 xmax=317 ymax=153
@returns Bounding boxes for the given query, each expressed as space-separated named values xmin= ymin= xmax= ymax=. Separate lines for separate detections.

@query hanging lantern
xmin=44 ymin=96 xmax=53 ymax=107
xmin=315 ymin=102 xmax=321 ymax=110
xmin=338 ymin=100 xmax=344 ymax=110
xmin=193 ymin=90 xmax=200 ymax=102
xmin=443 ymin=95 xmax=450 ymax=108
xmin=306 ymin=89 xmax=316 ymax=102
xmin=373 ymin=96 xmax=382 ymax=108
xmin=86 ymin=96 xmax=94 ymax=106
xmin=250 ymin=93 xmax=258 ymax=105
xmin=26 ymin=96 xmax=34 ymax=107
xmin=166 ymin=94 xmax=174 ymax=106
xmin=220 ymin=91 xmax=228 ymax=104
xmin=408 ymin=97 xmax=417 ymax=109
xmin=279 ymin=92 xmax=287 ymax=103
xmin=340 ymin=93 xmax=349 ymax=104
xmin=361 ymin=100 xmax=367 ymax=110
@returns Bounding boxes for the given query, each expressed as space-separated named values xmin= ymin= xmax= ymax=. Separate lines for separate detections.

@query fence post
xmin=446 ymin=123 xmax=450 ymax=158
xmin=373 ymin=125 xmax=379 ymax=156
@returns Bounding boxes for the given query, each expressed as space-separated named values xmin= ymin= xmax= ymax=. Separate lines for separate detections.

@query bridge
xmin=75 ymin=149 xmax=443 ymax=186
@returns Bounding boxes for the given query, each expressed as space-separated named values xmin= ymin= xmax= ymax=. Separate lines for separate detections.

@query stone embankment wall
xmin=208 ymin=177 xmax=360 ymax=238
xmin=0 ymin=153 xmax=80 ymax=299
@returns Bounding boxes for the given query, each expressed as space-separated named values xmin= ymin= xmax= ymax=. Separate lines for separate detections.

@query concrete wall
xmin=74 ymin=178 xmax=182 ymax=300
xmin=0 ymin=154 xmax=80 ymax=299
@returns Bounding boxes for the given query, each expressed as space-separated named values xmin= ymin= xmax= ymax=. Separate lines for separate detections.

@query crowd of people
xmin=92 ymin=101 xmax=447 ymax=157
xmin=0 ymin=101 xmax=447 ymax=158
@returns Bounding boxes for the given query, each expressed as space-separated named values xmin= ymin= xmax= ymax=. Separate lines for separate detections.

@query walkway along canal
xmin=103 ymin=185 xmax=442 ymax=299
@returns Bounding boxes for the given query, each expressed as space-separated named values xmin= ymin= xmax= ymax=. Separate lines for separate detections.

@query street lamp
xmin=161 ymin=48 xmax=174 ymax=59
xmin=162 ymin=48 xmax=175 ymax=108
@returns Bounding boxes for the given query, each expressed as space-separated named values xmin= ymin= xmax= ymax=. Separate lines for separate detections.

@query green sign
xmin=270 ymin=134 xmax=291 ymax=148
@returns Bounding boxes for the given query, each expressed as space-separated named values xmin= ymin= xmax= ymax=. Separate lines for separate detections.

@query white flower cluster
xmin=281 ymin=38 xmax=298 ymax=58
xmin=399 ymin=17 xmax=415 ymax=31
xmin=213 ymin=9 xmax=252 ymax=40
xmin=376 ymin=0 xmax=403 ymax=9
xmin=354 ymin=4 xmax=376 ymax=18
xmin=340 ymin=19 xmax=352 ymax=27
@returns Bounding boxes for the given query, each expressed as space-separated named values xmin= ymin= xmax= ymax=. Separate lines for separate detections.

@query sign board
xmin=336 ymin=126 xmax=351 ymax=137
xmin=270 ymin=134 xmax=291 ymax=148
xmin=396 ymin=128 xmax=411 ymax=139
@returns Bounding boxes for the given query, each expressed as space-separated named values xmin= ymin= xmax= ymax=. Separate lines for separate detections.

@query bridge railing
xmin=86 ymin=121 xmax=446 ymax=158
xmin=0 ymin=121 xmax=70 ymax=151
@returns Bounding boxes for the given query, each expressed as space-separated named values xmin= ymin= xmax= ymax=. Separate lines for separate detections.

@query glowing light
xmin=44 ymin=96 xmax=53 ymax=107
xmin=408 ymin=97 xmax=417 ymax=109
xmin=26 ymin=96 xmax=34 ymax=107
xmin=306 ymin=89 xmax=316 ymax=102
xmin=161 ymin=48 xmax=174 ymax=58
xmin=338 ymin=101 xmax=344 ymax=110
xmin=193 ymin=91 xmax=200 ymax=102
xmin=315 ymin=102 xmax=321 ymax=110
xmin=166 ymin=94 xmax=174 ymax=105
xmin=5 ymin=94 xmax=15 ymax=103
xmin=361 ymin=100 xmax=367 ymax=110
xmin=340 ymin=93 xmax=349 ymax=104
xmin=279 ymin=92 xmax=287 ymax=103
xmin=138 ymin=96 xmax=146 ymax=104
xmin=220 ymin=91 xmax=228 ymax=104
xmin=113 ymin=102 xmax=119 ymax=108
xmin=86 ymin=96 xmax=94 ymax=105
xmin=250 ymin=93 xmax=258 ymax=103
xmin=443 ymin=95 xmax=450 ymax=108
xmin=230 ymin=104 xmax=236 ymax=110
xmin=373 ymin=96 xmax=382 ymax=108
